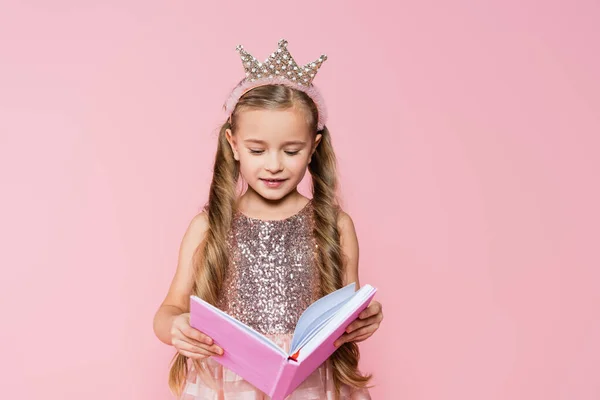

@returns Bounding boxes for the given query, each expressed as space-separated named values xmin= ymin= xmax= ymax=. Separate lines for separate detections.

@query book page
xmin=293 ymin=285 xmax=375 ymax=359
xmin=290 ymin=282 xmax=357 ymax=354
xmin=290 ymin=297 xmax=352 ymax=354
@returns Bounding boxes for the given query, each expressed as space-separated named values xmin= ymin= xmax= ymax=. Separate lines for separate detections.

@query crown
xmin=224 ymin=39 xmax=329 ymax=130
xmin=235 ymin=39 xmax=327 ymax=86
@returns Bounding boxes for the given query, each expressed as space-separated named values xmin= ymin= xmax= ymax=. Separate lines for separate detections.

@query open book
xmin=189 ymin=282 xmax=377 ymax=400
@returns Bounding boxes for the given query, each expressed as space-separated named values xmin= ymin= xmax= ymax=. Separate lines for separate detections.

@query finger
xmin=178 ymin=348 xmax=214 ymax=361
xmin=345 ymin=319 xmax=364 ymax=334
xmin=350 ymin=333 xmax=371 ymax=343
xmin=177 ymin=337 xmax=224 ymax=356
xmin=346 ymin=314 xmax=380 ymax=334
xmin=345 ymin=317 xmax=373 ymax=333
xmin=344 ymin=324 xmax=378 ymax=343
xmin=358 ymin=306 xmax=373 ymax=319
xmin=334 ymin=331 xmax=373 ymax=348
xmin=358 ymin=302 xmax=380 ymax=319
xmin=334 ymin=332 xmax=350 ymax=348
xmin=184 ymin=327 xmax=214 ymax=345
xmin=175 ymin=333 xmax=215 ymax=351
xmin=176 ymin=342 xmax=218 ymax=359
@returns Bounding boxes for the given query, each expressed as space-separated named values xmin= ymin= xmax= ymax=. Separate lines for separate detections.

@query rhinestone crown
xmin=236 ymin=39 xmax=327 ymax=87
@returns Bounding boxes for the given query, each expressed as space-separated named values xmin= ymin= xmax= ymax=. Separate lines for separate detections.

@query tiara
xmin=223 ymin=39 xmax=329 ymax=130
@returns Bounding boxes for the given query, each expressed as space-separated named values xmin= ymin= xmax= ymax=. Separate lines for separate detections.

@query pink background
xmin=1 ymin=1 xmax=599 ymax=399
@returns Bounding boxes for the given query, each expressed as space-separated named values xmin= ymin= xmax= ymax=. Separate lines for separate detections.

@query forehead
xmin=235 ymin=107 xmax=312 ymax=142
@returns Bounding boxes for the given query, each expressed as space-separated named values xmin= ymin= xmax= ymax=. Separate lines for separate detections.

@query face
xmin=226 ymin=107 xmax=322 ymax=202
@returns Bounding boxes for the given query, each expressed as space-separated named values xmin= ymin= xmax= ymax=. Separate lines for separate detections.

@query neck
xmin=238 ymin=188 xmax=307 ymax=218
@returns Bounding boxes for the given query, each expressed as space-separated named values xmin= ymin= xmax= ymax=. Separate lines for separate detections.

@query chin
xmin=257 ymin=190 xmax=287 ymax=201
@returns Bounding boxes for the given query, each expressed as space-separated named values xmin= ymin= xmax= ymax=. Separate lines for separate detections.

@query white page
xmin=294 ymin=285 xmax=375 ymax=360
xmin=290 ymin=282 xmax=357 ymax=353
xmin=290 ymin=297 xmax=354 ymax=354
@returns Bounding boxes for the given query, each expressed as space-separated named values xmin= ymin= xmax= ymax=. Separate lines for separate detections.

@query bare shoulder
xmin=336 ymin=209 xmax=356 ymax=235
xmin=178 ymin=210 xmax=210 ymax=261
xmin=187 ymin=210 xmax=210 ymax=239
xmin=336 ymin=208 xmax=360 ymax=286
xmin=181 ymin=210 xmax=210 ymax=266
xmin=336 ymin=208 xmax=359 ymax=249
xmin=159 ymin=210 xmax=210 ymax=312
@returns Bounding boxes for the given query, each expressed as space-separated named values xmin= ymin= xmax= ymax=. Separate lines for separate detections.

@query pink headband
xmin=224 ymin=77 xmax=328 ymax=130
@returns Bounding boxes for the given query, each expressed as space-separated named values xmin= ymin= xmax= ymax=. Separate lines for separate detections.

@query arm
xmin=337 ymin=210 xmax=360 ymax=288
xmin=153 ymin=211 xmax=209 ymax=345
xmin=334 ymin=210 xmax=383 ymax=347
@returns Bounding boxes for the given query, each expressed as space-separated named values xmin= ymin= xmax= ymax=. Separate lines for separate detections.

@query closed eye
xmin=249 ymin=149 xmax=264 ymax=154
xmin=285 ymin=151 xmax=300 ymax=155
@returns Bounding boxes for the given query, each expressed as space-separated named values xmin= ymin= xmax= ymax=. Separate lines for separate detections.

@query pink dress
xmin=179 ymin=200 xmax=371 ymax=399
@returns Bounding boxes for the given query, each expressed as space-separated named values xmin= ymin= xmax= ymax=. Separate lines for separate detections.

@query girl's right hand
xmin=170 ymin=312 xmax=224 ymax=360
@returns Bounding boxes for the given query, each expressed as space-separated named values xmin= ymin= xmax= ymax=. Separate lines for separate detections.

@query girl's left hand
xmin=334 ymin=300 xmax=383 ymax=347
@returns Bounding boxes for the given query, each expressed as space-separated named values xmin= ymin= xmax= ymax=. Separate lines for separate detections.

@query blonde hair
xmin=168 ymin=85 xmax=373 ymax=397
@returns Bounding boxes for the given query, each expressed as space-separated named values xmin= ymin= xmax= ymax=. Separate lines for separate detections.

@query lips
xmin=260 ymin=178 xmax=287 ymax=188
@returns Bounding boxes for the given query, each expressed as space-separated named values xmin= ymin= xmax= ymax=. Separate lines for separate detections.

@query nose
xmin=264 ymin=151 xmax=283 ymax=173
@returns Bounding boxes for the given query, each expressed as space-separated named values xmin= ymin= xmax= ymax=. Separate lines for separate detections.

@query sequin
xmin=216 ymin=199 xmax=321 ymax=335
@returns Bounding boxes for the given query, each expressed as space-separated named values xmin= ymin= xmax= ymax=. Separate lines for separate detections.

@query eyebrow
xmin=243 ymin=139 xmax=306 ymax=146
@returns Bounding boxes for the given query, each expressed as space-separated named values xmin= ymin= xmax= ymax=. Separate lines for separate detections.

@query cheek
xmin=238 ymin=155 xmax=261 ymax=173
xmin=286 ymin=156 xmax=310 ymax=172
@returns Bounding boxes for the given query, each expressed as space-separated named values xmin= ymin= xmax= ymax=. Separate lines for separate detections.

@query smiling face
xmin=226 ymin=106 xmax=322 ymax=202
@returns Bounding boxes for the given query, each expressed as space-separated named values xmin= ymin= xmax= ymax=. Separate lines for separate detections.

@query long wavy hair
xmin=168 ymin=84 xmax=373 ymax=397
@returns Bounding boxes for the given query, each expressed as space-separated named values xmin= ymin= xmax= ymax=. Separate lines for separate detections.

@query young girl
xmin=153 ymin=39 xmax=383 ymax=399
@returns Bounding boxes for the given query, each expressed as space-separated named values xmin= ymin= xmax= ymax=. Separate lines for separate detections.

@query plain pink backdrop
xmin=1 ymin=1 xmax=599 ymax=399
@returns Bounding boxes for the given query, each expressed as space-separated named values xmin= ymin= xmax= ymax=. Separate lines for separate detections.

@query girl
xmin=153 ymin=39 xmax=384 ymax=399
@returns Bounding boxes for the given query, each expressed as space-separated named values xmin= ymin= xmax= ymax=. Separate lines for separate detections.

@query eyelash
xmin=249 ymin=150 xmax=300 ymax=156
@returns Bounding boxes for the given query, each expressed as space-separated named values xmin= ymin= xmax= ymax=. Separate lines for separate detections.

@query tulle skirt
xmin=179 ymin=333 xmax=371 ymax=400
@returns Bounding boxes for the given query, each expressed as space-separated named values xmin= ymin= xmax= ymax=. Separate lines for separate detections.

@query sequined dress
xmin=179 ymin=199 xmax=371 ymax=399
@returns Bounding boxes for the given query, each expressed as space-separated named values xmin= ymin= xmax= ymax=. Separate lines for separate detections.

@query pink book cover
xmin=189 ymin=284 xmax=377 ymax=400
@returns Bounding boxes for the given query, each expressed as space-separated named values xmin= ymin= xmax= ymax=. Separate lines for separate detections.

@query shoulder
xmin=335 ymin=208 xmax=360 ymax=284
xmin=189 ymin=210 xmax=209 ymax=235
xmin=179 ymin=210 xmax=210 ymax=253
xmin=336 ymin=209 xmax=359 ymax=249
xmin=336 ymin=209 xmax=356 ymax=234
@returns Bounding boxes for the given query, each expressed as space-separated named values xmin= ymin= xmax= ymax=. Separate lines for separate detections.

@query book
xmin=189 ymin=282 xmax=377 ymax=400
